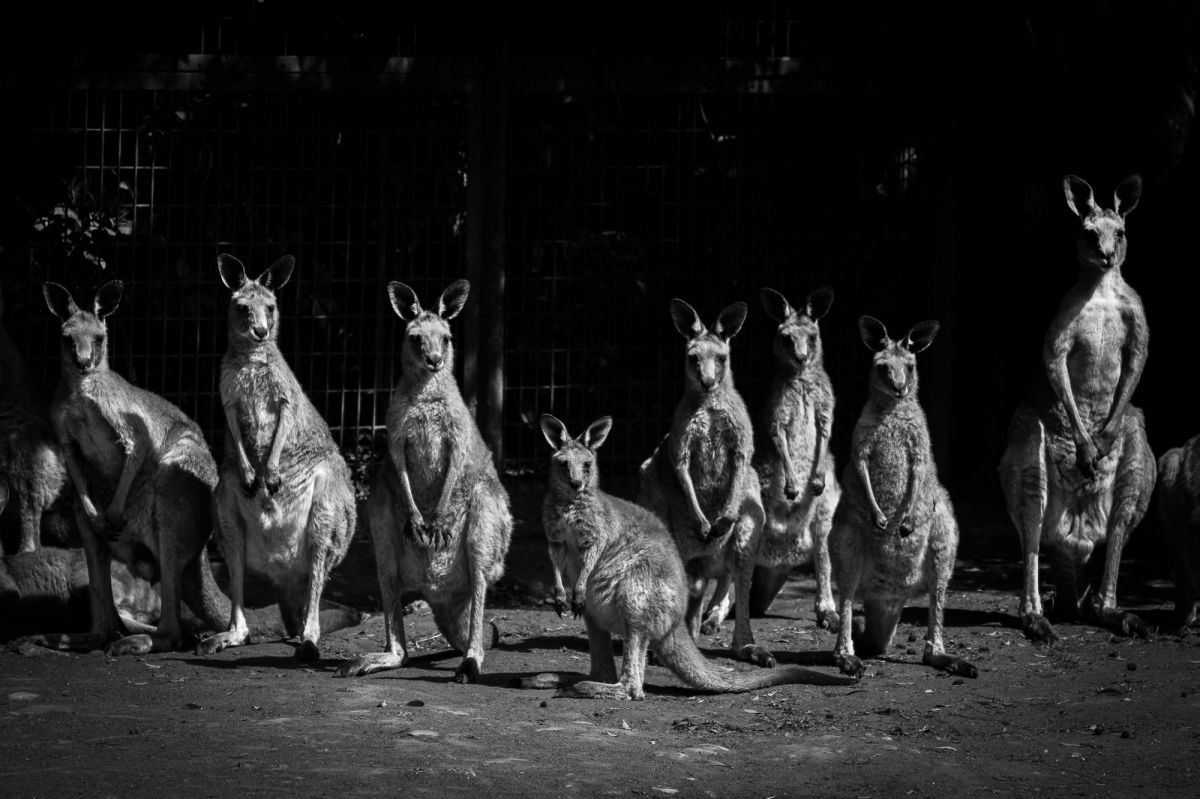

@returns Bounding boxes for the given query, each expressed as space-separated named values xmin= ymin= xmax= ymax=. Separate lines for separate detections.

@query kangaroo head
xmin=540 ymin=414 xmax=612 ymax=495
xmin=218 ymin=253 xmax=295 ymax=345
xmin=760 ymin=286 xmax=832 ymax=371
xmin=387 ymin=279 xmax=469 ymax=376
xmin=1064 ymin=174 xmax=1140 ymax=273
xmin=43 ymin=280 xmax=123 ymax=375
xmin=859 ymin=315 xmax=938 ymax=401
xmin=671 ymin=299 xmax=747 ymax=394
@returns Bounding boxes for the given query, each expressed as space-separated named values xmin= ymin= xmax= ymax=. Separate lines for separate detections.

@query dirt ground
xmin=2 ymin=487 xmax=1199 ymax=798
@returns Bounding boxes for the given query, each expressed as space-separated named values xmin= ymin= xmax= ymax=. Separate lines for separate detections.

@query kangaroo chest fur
xmin=388 ymin=382 xmax=465 ymax=511
xmin=56 ymin=376 xmax=144 ymax=497
xmin=222 ymin=353 xmax=295 ymax=466
xmin=675 ymin=405 xmax=740 ymax=511
xmin=849 ymin=402 xmax=930 ymax=522
xmin=773 ymin=380 xmax=821 ymax=468
xmin=1047 ymin=283 xmax=1135 ymax=431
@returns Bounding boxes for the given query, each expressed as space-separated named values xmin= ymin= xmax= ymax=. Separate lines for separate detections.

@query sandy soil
xmin=2 ymin=491 xmax=1199 ymax=798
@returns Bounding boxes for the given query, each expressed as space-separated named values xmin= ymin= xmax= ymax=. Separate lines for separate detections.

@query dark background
xmin=2 ymin=1 xmax=1197 ymax=533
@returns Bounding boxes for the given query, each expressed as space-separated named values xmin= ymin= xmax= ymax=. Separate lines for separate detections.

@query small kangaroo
xmin=638 ymin=298 xmax=773 ymax=666
xmin=998 ymin=175 xmax=1155 ymax=643
xmin=750 ymin=286 xmax=841 ymax=626
xmin=336 ymin=279 xmax=512 ymax=683
xmin=1155 ymin=435 xmax=1200 ymax=635
xmin=198 ymin=254 xmax=356 ymax=662
xmin=0 ymin=282 xmax=73 ymax=555
xmin=830 ymin=316 xmax=975 ymax=679
xmin=20 ymin=281 xmax=228 ymax=654
xmin=528 ymin=414 xmax=853 ymax=700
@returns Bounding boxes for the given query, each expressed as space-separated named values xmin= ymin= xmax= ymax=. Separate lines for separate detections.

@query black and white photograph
xmin=1 ymin=2 xmax=1198 ymax=796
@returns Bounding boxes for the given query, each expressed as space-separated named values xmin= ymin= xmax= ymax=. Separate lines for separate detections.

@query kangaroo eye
xmin=93 ymin=335 xmax=104 ymax=347
xmin=443 ymin=334 xmax=451 ymax=345
xmin=267 ymin=304 xmax=276 ymax=314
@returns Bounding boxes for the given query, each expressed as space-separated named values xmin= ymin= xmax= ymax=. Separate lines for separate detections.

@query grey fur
xmin=751 ymin=286 xmax=841 ymax=625
xmin=638 ymin=298 xmax=774 ymax=667
xmin=199 ymin=254 xmax=356 ymax=662
xmin=17 ymin=281 xmax=229 ymax=655
xmin=829 ymin=316 xmax=976 ymax=679
xmin=1154 ymin=437 xmax=1200 ymax=635
xmin=529 ymin=414 xmax=854 ymax=700
xmin=0 ymin=283 xmax=73 ymax=554
xmin=336 ymin=279 xmax=512 ymax=683
xmin=998 ymin=175 xmax=1154 ymax=643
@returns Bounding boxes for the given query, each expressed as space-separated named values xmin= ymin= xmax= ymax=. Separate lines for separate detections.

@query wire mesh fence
xmin=1 ymin=5 xmax=942 ymax=485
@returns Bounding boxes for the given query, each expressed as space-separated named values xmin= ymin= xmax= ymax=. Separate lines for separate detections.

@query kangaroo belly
xmin=239 ymin=479 xmax=316 ymax=581
xmin=857 ymin=536 xmax=929 ymax=598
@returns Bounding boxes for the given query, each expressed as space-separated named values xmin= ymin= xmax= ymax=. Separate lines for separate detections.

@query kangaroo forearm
xmin=223 ymin=404 xmax=254 ymax=474
xmin=394 ymin=442 xmax=421 ymax=517
xmin=265 ymin=403 xmax=294 ymax=470
xmin=110 ymin=447 xmax=145 ymax=511
xmin=771 ymin=428 xmax=796 ymax=480
xmin=810 ymin=428 xmax=829 ymax=480
xmin=62 ymin=447 xmax=100 ymax=517
xmin=1046 ymin=359 xmax=1090 ymax=440
xmin=724 ymin=451 xmax=749 ymax=515
xmin=675 ymin=458 xmax=706 ymax=522
xmin=856 ymin=457 xmax=884 ymax=518
xmin=434 ymin=445 xmax=464 ymax=516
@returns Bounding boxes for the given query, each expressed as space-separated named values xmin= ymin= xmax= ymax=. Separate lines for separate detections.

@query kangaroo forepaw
xmin=571 ymin=599 xmax=586 ymax=620
xmin=107 ymin=634 xmax=154 ymax=657
xmin=196 ymin=631 xmax=245 ymax=656
xmin=700 ymin=617 xmax=721 ymax=636
xmin=737 ymin=643 xmax=776 ymax=668
xmin=454 ymin=657 xmax=481 ymax=684
xmin=334 ymin=652 xmax=406 ymax=678
xmin=709 ymin=515 xmax=736 ymax=539
xmin=295 ymin=640 xmax=321 ymax=663
xmin=784 ymin=481 xmax=800 ymax=501
xmin=1022 ymin=612 xmax=1058 ymax=644
xmin=553 ymin=597 xmax=568 ymax=618
xmin=264 ymin=472 xmax=282 ymax=496
xmin=835 ymin=653 xmax=865 ymax=678
xmin=809 ymin=475 xmax=825 ymax=496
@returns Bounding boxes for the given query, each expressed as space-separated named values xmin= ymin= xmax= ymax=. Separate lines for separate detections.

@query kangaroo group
xmin=3 ymin=173 xmax=1190 ymax=701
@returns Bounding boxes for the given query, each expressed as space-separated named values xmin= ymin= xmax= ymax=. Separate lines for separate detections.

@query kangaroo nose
xmin=568 ymin=478 xmax=584 ymax=491
xmin=426 ymin=355 xmax=443 ymax=370
xmin=252 ymin=325 xmax=269 ymax=340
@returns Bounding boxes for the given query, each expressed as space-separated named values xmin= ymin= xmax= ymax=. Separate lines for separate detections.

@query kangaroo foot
xmin=108 ymin=632 xmax=178 ymax=656
xmin=554 ymin=680 xmax=634 ymax=701
xmin=1086 ymin=599 xmax=1148 ymax=639
xmin=454 ymin=656 xmax=481 ymax=684
xmin=334 ymin=651 xmax=406 ymax=678
xmin=196 ymin=630 xmax=248 ymax=656
xmin=1021 ymin=612 xmax=1058 ymax=644
xmin=736 ymin=643 xmax=776 ymax=667
xmin=923 ymin=643 xmax=978 ymax=678
xmin=816 ymin=607 xmax=840 ymax=632
xmin=514 ymin=672 xmax=575 ymax=690
xmin=835 ymin=652 xmax=865 ymax=678
xmin=700 ymin=616 xmax=722 ymax=636
xmin=295 ymin=639 xmax=321 ymax=662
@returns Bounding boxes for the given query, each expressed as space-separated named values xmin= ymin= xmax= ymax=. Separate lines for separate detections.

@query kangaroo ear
xmin=713 ymin=302 xmax=748 ymax=341
xmin=217 ymin=253 xmax=248 ymax=291
xmin=387 ymin=281 xmax=422 ymax=321
xmin=437 ymin=279 xmax=470 ymax=320
xmin=582 ymin=416 xmax=613 ymax=451
xmin=1063 ymin=175 xmax=1097 ymax=218
xmin=1114 ymin=174 xmax=1142 ymax=216
xmin=858 ymin=315 xmax=890 ymax=352
xmin=805 ymin=286 xmax=834 ymax=322
xmin=94 ymin=280 xmax=124 ymax=319
xmin=258 ymin=255 xmax=295 ymax=291
xmin=670 ymin=298 xmax=705 ymax=339
xmin=759 ymin=287 xmax=793 ymax=323
xmin=903 ymin=320 xmax=940 ymax=353
xmin=539 ymin=414 xmax=569 ymax=451
xmin=43 ymin=282 xmax=79 ymax=320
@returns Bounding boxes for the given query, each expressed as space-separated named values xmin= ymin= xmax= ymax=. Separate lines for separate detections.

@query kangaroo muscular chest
xmin=226 ymin=366 xmax=287 ymax=460
xmin=1065 ymin=298 xmax=1127 ymax=392
xmin=781 ymin=390 xmax=818 ymax=465
xmin=397 ymin=399 xmax=453 ymax=504
xmin=682 ymin=409 xmax=736 ymax=503
xmin=64 ymin=399 xmax=123 ymax=485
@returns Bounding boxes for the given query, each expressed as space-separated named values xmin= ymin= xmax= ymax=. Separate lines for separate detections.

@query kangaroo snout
xmin=568 ymin=477 xmax=584 ymax=491
xmin=425 ymin=354 xmax=444 ymax=371
xmin=251 ymin=324 xmax=270 ymax=341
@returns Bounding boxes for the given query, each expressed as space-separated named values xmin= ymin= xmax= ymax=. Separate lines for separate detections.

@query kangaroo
xmin=336 ymin=279 xmax=512 ymax=683
xmin=1155 ymin=435 xmax=1200 ymax=635
xmin=198 ymin=254 xmax=356 ymax=662
xmin=18 ymin=281 xmax=229 ymax=654
xmin=750 ymin=286 xmax=841 ymax=626
xmin=830 ymin=316 xmax=975 ymax=679
xmin=1 ymin=546 xmax=361 ymax=644
xmin=638 ymin=298 xmax=773 ymax=666
xmin=526 ymin=414 xmax=854 ymax=700
xmin=998 ymin=174 xmax=1155 ymax=643
xmin=0 ymin=282 xmax=73 ymax=555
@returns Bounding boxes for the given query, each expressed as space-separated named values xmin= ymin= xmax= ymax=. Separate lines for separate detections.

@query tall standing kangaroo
xmin=830 ymin=316 xmax=976 ymax=679
xmin=527 ymin=414 xmax=854 ymax=700
xmin=336 ymin=279 xmax=512 ymax=683
xmin=0 ymin=282 xmax=73 ymax=555
xmin=198 ymin=254 xmax=356 ymax=662
xmin=750 ymin=286 xmax=841 ymax=626
xmin=20 ymin=281 xmax=228 ymax=654
xmin=998 ymin=174 xmax=1155 ymax=643
xmin=638 ymin=299 xmax=773 ymax=667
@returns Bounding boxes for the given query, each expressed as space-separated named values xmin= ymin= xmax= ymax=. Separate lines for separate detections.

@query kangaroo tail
xmin=182 ymin=546 xmax=232 ymax=632
xmin=656 ymin=623 xmax=855 ymax=691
